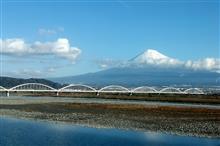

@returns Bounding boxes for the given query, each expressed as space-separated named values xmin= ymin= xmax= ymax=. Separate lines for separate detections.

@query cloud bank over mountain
xmin=131 ymin=49 xmax=220 ymax=72
xmin=0 ymin=38 xmax=81 ymax=62
xmin=98 ymin=49 xmax=220 ymax=73
xmin=185 ymin=58 xmax=220 ymax=72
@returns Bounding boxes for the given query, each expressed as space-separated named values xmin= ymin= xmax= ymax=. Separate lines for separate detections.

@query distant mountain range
xmin=50 ymin=50 xmax=220 ymax=87
xmin=1 ymin=50 xmax=220 ymax=88
xmin=50 ymin=67 xmax=220 ymax=88
xmin=0 ymin=76 xmax=62 ymax=89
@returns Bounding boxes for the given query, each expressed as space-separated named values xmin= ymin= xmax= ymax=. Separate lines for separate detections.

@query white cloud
xmin=5 ymin=66 xmax=60 ymax=78
xmin=95 ymin=58 xmax=131 ymax=69
xmin=0 ymin=38 xmax=81 ymax=62
xmin=38 ymin=28 xmax=57 ymax=35
xmin=38 ymin=27 xmax=64 ymax=36
xmin=100 ymin=64 xmax=108 ymax=69
xmin=47 ymin=67 xmax=56 ymax=73
xmin=185 ymin=58 xmax=220 ymax=72
xmin=95 ymin=59 xmax=123 ymax=69
xmin=6 ymin=69 xmax=44 ymax=78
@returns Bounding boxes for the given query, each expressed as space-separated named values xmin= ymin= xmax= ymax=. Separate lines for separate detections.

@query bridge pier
xmin=7 ymin=91 xmax=9 ymax=97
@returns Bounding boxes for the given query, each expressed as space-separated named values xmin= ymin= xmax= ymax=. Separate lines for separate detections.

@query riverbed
xmin=0 ymin=117 xmax=219 ymax=146
xmin=0 ymin=96 xmax=220 ymax=138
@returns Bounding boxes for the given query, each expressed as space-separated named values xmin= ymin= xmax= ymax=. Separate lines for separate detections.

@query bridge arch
xmin=98 ymin=85 xmax=130 ymax=93
xmin=10 ymin=83 xmax=56 ymax=91
xmin=0 ymin=86 xmax=7 ymax=91
xmin=59 ymin=84 xmax=97 ymax=92
xmin=184 ymin=88 xmax=204 ymax=94
xmin=160 ymin=87 xmax=182 ymax=94
xmin=132 ymin=86 xmax=158 ymax=93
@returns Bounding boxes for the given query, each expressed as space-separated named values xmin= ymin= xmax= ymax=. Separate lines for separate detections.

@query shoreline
xmin=0 ymin=96 xmax=220 ymax=138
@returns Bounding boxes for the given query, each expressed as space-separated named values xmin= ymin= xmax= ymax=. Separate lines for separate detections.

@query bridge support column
xmin=56 ymin=92 xmax=59 ymax=96
xmin=7 ymin=91 xmax=9 ymax=97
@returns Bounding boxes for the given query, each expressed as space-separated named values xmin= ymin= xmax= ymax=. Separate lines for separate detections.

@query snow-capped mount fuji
xmin=50 ymin=49 xmax=220 ymax=87
xmin=129 ymin=49 xmax=182 ymax=67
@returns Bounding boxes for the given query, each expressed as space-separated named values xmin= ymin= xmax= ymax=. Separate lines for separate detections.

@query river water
xmin=0 ymin=117 xmax=219 ymax=146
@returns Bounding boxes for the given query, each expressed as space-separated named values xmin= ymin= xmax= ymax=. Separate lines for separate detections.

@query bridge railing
xmin=159 ymin=87 xmax=183 ymax=94
xmin=131 ymin=86 xmax=158 ymax=94
xmin=97 ymin=85 xmax=131 ymax=95
xmin=183 ymin=88 xmax=204 ymax=94
xmin=9 ymin=83 xmax=56 ymax=92
xmin=0 ymin=86 xmax=7 ymax=91
xmin=58 ymin=84 xmax=97 ymax=92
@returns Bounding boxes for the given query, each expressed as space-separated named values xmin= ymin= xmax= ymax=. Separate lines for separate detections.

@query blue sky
xmin=0 ymin=0 xmax=219 ymax=78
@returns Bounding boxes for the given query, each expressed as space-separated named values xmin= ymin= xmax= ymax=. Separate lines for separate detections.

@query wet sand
xmin=0 ymin=96 xmax=220 ymax=138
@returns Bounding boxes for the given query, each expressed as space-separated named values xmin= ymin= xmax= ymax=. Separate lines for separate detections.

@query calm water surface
xmin=0 ymin=117 xmax=219 ymax=146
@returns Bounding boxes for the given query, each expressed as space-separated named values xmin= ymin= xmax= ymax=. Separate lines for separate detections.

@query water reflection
xmin=0 ymin=117 xmax=219 ymax=146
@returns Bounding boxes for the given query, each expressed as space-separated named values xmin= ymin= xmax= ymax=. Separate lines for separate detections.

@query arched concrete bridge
xmin=0 ymin=83 xmax=206 ymax=97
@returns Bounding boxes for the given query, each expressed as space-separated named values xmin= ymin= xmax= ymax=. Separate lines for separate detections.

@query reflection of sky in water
xmin=0 ymin=117 xmax=219 ymax=146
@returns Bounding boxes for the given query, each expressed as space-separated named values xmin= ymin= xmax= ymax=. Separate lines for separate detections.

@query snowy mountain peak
xmin=139 ymin=49 xmax=168 ymax=60
xmin=131 ymin=49 xmax=180 ymax=67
